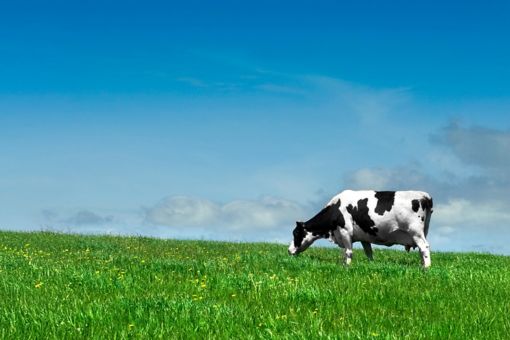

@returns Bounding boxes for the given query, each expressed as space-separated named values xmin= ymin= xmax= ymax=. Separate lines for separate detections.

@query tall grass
xmin=0 ymin=231 xmax=509 ymax=338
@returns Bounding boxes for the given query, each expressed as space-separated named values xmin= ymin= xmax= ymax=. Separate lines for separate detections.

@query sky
xmin=1 ymin=1 xmax=510 ymax=254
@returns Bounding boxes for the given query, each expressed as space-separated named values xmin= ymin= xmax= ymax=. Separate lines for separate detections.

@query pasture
xmin=0 ymin=231 xmax=509 ymax=338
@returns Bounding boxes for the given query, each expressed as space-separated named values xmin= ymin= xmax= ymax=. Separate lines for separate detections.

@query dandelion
xmin=191 ymin=294 xmax=203 ymax=301
xmin=231 ymin=294 xmax=236 ymax=298
xmin=35 ymin=282 xmax=43 ymax=288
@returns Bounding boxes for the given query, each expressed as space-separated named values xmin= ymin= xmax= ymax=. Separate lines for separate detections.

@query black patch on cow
xmin=346 ymin=198 xmax=378 ymax=236
xmin=374 ymin=191 xmax=395 ymax=215
xmin=303 ymin=199 xmax=345 ymax=238
xmin=292 ymin=222 xmax=306 ymax=247
xmin=411 ymin=199 xmax=420 ymax=212
xmin=412 ymin=197 xmax=433 ymax=215
xmin=420 ymin=197 xmax=433 ymax=212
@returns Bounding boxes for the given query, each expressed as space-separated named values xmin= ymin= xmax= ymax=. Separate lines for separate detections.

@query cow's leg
xmin=343 ymin=241 xmax=353 ymax=266
xmin=413 ymin=235 xmax=431 ymax=268
xmin=338 ymin=229 xmax=353 ymax=265
xmin=361 ymin=241 xmax=373 ymax=261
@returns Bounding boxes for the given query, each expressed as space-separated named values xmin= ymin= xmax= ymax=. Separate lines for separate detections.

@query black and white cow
xmin=288 ymin=190 xmax=433 ymax=268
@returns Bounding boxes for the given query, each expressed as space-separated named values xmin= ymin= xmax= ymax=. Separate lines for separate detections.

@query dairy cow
xmin=288 ymin=190 xmax=433 ymax=268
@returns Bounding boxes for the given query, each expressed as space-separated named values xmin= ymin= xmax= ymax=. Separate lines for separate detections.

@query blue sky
xmin=1 ymin=1 xmax=510 ymax=254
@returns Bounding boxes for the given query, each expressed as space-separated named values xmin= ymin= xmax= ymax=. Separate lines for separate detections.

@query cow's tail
xmin=422 ymin=195 xmax=433 ymax=238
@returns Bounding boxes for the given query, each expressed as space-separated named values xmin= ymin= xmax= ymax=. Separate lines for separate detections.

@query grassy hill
xmin=0 ymin=231 xmax=509 ymax=339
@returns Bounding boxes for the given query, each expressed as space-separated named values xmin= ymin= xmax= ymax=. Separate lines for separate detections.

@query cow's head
xmin=288 ymin=221 xmax=321 ymax=255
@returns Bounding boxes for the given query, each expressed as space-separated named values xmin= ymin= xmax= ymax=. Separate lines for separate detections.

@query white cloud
xmin=433 ymin=199 xmax=510 ymax=227
xmin=146 ymin=196 xmax=220 ymax=227
xmin=145 ymin=195 xmax=305 ymax=231
xmin=221 ymin=197 xmax=304 ymax=229
xmin=428 ymin=199 xmax=510 ymax=254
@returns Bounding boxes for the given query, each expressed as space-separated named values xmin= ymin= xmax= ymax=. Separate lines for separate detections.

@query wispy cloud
xmin=297 ymin=75 xmax=413 ymax=124
xmin=41 ymin=209 xmax=116 ymax=227
xmin=172 ymin=72 xmax=412 ymax=120
xmin=176 ymin=77 xmax=209 ymax=88
xmin=62 ymin=210 xmax=114 ymax=226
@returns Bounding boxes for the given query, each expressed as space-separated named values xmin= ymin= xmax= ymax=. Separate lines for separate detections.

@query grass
xmin=0 ymin=231 xmax=509 ymax=339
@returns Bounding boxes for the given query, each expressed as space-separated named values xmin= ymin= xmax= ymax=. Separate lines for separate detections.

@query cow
xmin=288 ymin=190 xmax=433 ymax=268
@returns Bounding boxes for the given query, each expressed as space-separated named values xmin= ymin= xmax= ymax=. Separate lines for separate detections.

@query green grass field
xmin=0 ymin=231 xmax=509 ymax=339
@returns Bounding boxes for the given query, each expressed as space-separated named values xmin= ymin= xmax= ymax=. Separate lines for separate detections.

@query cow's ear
xmin=296 ymin=221 xmax=304 ymax=228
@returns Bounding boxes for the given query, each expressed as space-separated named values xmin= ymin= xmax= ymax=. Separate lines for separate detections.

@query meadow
xmin=0 ymin=231 xmax=509 ymax=339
